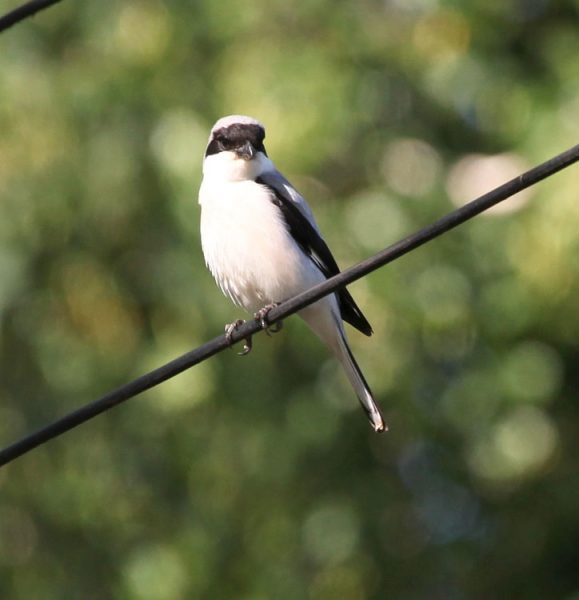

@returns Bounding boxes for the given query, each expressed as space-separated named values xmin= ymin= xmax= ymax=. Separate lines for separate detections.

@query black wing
xmin=255 ymin=175 xmax=372 ymax=336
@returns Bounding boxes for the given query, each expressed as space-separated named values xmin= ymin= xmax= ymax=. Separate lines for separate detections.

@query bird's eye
xmin=219 ymin=138 xmax=236 ymax=151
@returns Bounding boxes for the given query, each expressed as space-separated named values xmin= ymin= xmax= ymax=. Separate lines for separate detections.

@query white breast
xmin=199 ymin=179 xmax=323 ymax=313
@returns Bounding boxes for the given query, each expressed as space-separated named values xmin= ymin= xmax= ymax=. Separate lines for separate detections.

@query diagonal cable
xmin=0 ymin=0 xmax=62 ymax=33
xmin=0 ymin=143 xmax=577 ymax=467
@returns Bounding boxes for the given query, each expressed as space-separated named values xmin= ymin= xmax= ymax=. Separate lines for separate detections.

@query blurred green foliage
xmin=1 ymin=0 xmax=579 ymax=598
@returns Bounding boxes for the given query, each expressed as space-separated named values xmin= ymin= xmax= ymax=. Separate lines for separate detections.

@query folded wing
xmin=255 ymin=172 xmax=372 ymax=337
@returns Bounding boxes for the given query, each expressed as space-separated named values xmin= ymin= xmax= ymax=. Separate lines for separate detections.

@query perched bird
xmin=198 ymin=115 xmax=385 ymax=432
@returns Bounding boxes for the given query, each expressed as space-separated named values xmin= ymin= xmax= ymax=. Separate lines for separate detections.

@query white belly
xmin=199 ymin=180 xmax=323 ymax=313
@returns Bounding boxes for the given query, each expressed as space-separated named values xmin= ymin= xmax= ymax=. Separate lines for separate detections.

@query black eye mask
xmin=205 ymin=123 xmax=267 ymax=157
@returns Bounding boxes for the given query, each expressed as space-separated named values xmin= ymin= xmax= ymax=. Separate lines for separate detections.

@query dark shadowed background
xmin=1 ymin=1 xmax=578 ymax=598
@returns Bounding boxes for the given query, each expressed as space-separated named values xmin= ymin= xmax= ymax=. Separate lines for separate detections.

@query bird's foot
xmin=224 ymin=319 xmax=253 ymax=356
xmin=254 ymin=303 xmax=283 ymax=336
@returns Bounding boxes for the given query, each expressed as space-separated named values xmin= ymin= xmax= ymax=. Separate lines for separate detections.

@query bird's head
xmin=206 ymin=115 xmax=267 ymax=159
xmin=203 ymin=115 xmax=270 ymax=182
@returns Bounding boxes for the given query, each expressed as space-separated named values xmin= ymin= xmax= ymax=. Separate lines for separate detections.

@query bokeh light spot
xmin=123 ymin=544 xmax=187 ymax=600
xmin=413 ymin=10 xmax=471 ymax=64
xmin=447 ymin=153 xmax=533 ymax=215
xmin=150 ymin=109 xmax=207 ymax=181
xmin=468 ymin=407 xmax=559 ymax=484
xmin=345 ymin=192 xmax=409 ymax=252
xmin=303 ymin=503 xmax=360 ymax=566
xmin=413 ymin=265 xmax=472 ymax=327
xmin=500 ymin=341 xmax=563 ymax=404
xmin=114 ymin=3 xmax=171 ymax=65
xmin=381 ymin=138 xmax=442 ymax=197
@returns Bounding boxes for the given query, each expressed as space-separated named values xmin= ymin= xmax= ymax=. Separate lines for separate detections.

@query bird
xmin=198 ymin=115 xmax=386 ymax=432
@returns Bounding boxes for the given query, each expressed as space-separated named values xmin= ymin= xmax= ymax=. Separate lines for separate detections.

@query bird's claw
xmin=224 ymin=319 xmax=253 ymax=356
xmin=265 ymin=320 xmax=283 ymax=336
xmin=254 ymin=303 xmax=283 ymax=336
xmin=238 ymin=338 xmax=253 ymax=355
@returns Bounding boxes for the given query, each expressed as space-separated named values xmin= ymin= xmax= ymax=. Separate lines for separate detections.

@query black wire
xmin=0 ymin=143 xmax=577 ymax=467
xmin=267 ymin=144 xmax=579 ymax=320
xmin=0 ymin=0 xmax=62 ymax=33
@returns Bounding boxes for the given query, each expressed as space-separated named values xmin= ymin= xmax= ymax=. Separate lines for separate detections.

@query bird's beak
xmin=236 ymin=141 xmax=255 ymax=161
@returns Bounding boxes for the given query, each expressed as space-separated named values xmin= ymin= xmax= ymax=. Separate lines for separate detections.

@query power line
xmin=0 ymin=143 xmax=577 ymax=467
xmin=0 ymin=0 xmax=62 ymax=33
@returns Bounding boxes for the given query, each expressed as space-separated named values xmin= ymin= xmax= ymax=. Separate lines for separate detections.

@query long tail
xmin=334 ymin=321 xmax=386 ymax=432
xmin=300 ymin=301 xmax=386 ymax=432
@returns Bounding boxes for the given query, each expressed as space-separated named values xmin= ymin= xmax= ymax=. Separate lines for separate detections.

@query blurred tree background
xmin=0 ymin=0 xmax=578 ymax=598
